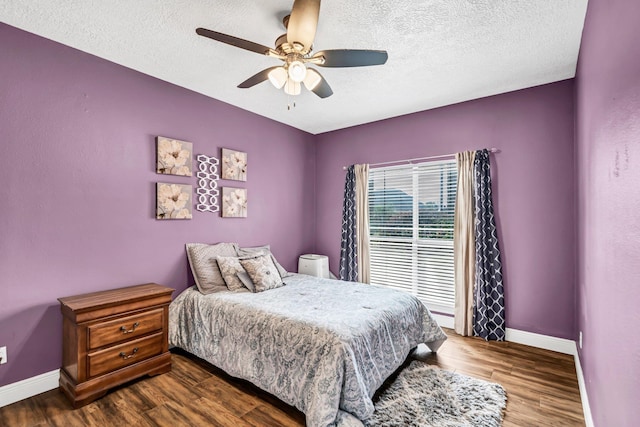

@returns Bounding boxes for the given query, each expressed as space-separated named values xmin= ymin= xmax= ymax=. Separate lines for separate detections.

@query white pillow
xmin=186 ymin=243 xmax=238 ymax=294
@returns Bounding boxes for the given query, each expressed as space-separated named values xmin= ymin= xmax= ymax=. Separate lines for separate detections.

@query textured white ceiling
xmin=1 ymin=0 xmax=588 ymax=134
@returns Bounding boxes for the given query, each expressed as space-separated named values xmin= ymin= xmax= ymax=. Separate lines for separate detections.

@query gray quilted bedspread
xmin=168 ymin=274 xmax=447 ymax=427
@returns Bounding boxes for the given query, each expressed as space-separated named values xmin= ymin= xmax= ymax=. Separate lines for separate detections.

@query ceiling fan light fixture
xmin=288 ymin=60 xmax=307 ymax=83
xmin=284 ymin=79 xmax=301 ymax=95
xmin=303 ymin=68 xmax=322 ymax=90
xmin=268 ymin=67 xmax=288 ymax=89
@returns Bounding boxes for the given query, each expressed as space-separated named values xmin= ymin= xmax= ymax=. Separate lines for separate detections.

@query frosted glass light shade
xmin=288 ymin=61 xmax=307 ymax=83
xmin=268 ymin=67 xmax=288 ymax=89
xmin=303 ymin=68 xmax=322 ymax=90
xmin=284 ymin=79 xmax=301 ymax=95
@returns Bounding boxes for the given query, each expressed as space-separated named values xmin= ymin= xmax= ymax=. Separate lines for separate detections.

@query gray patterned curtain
xmin=473 ymin=149 xmax=505 ymax=341
xmin=339 ymin=165 xmax=358 ymax=281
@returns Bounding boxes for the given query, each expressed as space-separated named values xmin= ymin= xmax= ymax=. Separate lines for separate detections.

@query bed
xmin=168 ymin=273 xmax=447 ymax=427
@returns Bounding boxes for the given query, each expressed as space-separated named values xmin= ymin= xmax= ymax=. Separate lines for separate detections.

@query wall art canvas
xmin=222 ymin=187 xmax=247 ymax=218
xmin=156 ymin=183 xmax=193 ymax=220
xmin=156 ymin=136 xmax=193 ymax=176
xmin=221 ymin=148 xmax=247 ymax=181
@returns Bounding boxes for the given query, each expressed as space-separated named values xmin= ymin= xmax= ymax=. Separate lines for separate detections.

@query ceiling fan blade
xmin=286 ymin=0 xmax=320 ymax=52
xmin=196 ymin=28 xmax=272 ymax=56
xmin=304 ymin=68 xmax=333 ymax=98
xmin=312 ymin=49 xmax=388 ymax=67
xmin=238 ymin=67 xmax=282 ymax=88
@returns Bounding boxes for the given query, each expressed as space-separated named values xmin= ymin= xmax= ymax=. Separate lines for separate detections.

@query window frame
xmin=368 ymin=159 xmax=457 ymax=315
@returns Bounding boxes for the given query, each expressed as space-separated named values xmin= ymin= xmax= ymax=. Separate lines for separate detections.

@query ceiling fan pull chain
xmin=287 ymin=93 xmax=296 ymax=110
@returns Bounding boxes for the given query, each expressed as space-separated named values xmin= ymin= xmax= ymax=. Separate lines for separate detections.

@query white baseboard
xmin=574 ymin=345 xmax=595 ymax=427
xmin=504 ymin=328 xmax=576 ymax=355
xmin=0 ymin=369 xmax=59 ymax=408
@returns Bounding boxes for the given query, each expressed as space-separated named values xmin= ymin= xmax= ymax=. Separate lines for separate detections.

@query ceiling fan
xmin=196 ymin=0 xmax=388 ymax=99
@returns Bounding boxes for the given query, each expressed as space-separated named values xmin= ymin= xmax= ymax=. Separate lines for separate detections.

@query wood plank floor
xmin=0 ymin=328 xmax=585 ymax=426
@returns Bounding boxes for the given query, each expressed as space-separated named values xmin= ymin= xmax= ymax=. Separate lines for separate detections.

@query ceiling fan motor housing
xmin=275 ymin=34 xmax=309 ymax=55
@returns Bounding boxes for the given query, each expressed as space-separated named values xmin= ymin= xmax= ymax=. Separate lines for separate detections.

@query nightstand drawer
xmin=88 ymin=308 xmax=163 ymax=350
xmin=87 ymin=332 xmax=163 ymax=378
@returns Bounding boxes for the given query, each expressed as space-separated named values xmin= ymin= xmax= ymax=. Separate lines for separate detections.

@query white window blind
xmin=368 ymin=159 xmax=457 ymax=314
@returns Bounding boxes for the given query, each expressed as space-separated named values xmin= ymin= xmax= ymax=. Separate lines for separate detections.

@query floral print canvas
xmin=222 ymin=187 xmax=247 ymax=218
xmin=221 ymin=148 xmax=247 ymax=181
xmin=156 ymin=136 xmax=193 ymax=176
xmin=156 ymin=183 xmax=193 ymax=220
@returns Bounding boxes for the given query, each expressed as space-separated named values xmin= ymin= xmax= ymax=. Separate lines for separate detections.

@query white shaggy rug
xmin=363 ymin=360 xmax=507 ymax=427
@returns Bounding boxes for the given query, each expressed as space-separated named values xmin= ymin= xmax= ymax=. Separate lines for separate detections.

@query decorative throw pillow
xmin=239 ymin=254 xmax=284 ymax=292
xmin=236 ymin=245 xmax=291 ymax=278
xmin=186 ymin=242 xmax=238 ymax=294
xmin=216 ymin=256 xmax=249 ymax=292
xmin=236 ymin=270 xmax=256 ymax=293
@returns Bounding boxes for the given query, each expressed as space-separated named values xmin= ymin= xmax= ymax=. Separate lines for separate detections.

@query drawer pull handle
xmin=119 ymin=348 xmax=139 ymax=359
xmin=120 ymin=322 xmax=139 ymax=334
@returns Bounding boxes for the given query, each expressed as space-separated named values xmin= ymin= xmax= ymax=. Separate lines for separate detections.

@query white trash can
xmin=298 ymin=254 xmax=330 ymax=278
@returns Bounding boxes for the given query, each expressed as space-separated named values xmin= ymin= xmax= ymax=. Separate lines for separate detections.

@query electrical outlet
xmin=579 ymin=332 xmax=583 ymax=349
xmin=0 ymin=346 xmax=6 ymax=365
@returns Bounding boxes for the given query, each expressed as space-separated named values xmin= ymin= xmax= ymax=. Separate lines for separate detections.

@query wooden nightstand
xmin=58 ymin=283 xmax=174 ymax=408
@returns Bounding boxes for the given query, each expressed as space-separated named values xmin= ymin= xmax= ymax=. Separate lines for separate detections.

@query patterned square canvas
xmin=156 ymin=183 xmax=193 ymax=219
xmin=156 ymin=136 xmax=193 ymax=176
xmin=222 ymin=187 xmax=247 ymax=218
xmin=221 ymin=148 xmax=247 ymax=181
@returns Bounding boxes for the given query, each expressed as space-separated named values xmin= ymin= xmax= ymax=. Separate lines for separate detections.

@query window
xmin=368 ymin=160 xmax=457 ymax=314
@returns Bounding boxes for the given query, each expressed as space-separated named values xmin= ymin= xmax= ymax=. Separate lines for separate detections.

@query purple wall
xmin=315 ymin=81 xmax=576 ymax=339
xmin=0 ymin=24 xmax=316 ymax=386
xmin=575 ymin=0 xmax=640 ymax=424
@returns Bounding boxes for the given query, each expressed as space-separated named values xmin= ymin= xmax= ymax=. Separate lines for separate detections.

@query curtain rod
xmin=341 ymin=148 xmax=500 ymax=170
